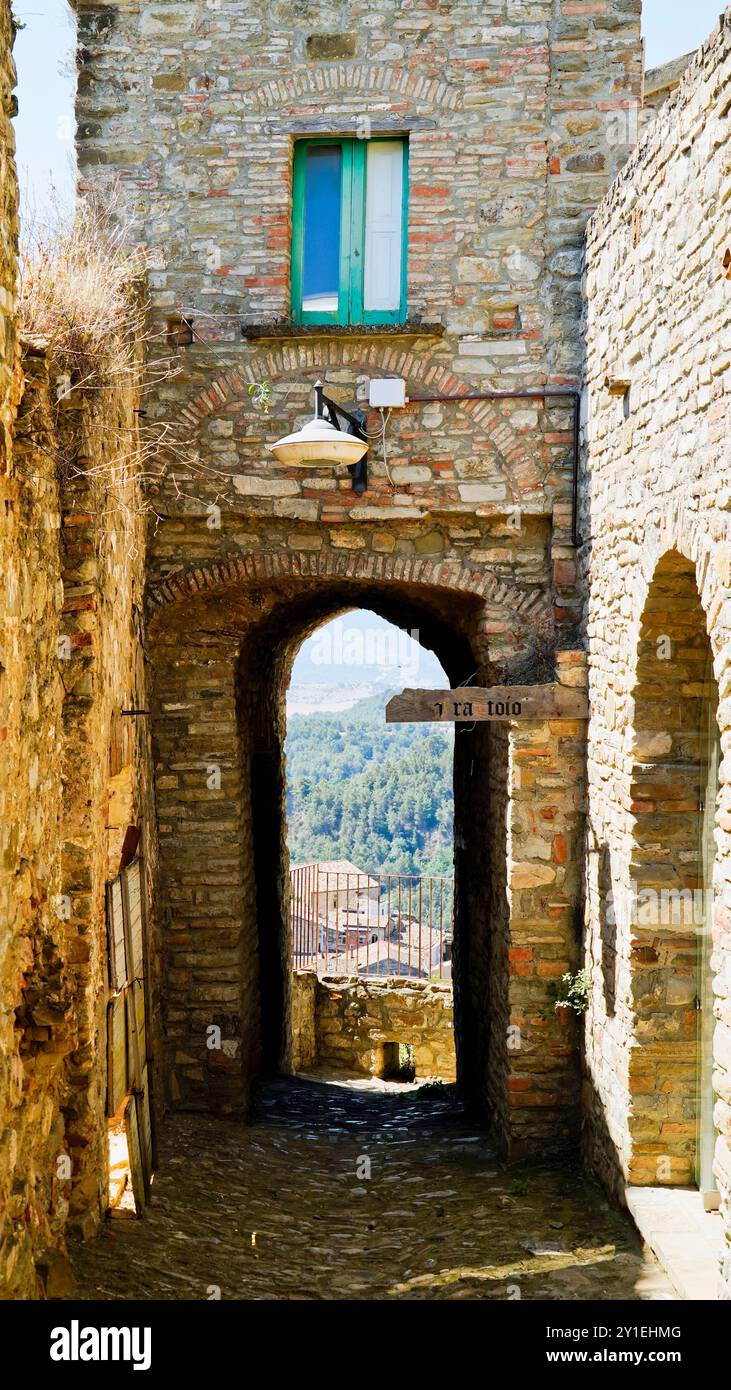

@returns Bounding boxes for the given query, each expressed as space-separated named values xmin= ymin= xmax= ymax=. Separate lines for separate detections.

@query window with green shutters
xmin=291 ymin=137 xmax=408 ymax=326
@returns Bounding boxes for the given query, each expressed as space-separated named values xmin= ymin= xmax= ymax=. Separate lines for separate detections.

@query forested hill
xmin=285 ymin=694 xmax=454 ymax=876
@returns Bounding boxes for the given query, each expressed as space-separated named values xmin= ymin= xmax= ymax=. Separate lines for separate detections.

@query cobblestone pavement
xmin=70 ymin=1077 xmax=676 ymax=1300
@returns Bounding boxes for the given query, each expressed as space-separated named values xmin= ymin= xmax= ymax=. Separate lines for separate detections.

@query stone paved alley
xmin=70 ymin=1079 xmax=675 ymax=1301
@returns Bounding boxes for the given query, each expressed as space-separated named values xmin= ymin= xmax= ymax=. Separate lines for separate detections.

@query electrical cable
xmin=356 ymin=407 xmax=394 ymax=488
xmin=379 ymin=409 xmax=395 ymax=490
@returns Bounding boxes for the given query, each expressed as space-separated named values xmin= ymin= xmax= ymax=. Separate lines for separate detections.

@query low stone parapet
xmin=290 ymin=974 xmax=456 ymax=1082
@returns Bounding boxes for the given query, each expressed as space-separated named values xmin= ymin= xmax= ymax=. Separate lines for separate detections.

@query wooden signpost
xmin=385 ymin=682 xmax=588 ymax=724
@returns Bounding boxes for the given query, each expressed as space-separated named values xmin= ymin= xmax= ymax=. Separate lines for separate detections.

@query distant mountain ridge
xmin=287 ymin=671 xmax=416 ymax=715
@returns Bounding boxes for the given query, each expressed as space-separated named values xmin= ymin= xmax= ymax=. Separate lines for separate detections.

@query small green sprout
xmin=248 ymin=380 xmax=272 ymax=413
xmin=555 ymin=968 xmax=591 ymax=1015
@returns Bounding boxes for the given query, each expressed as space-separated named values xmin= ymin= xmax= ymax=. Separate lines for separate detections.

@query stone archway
xmin=148 ymin=565 xmax=488 ymax=1105
xmin=146 ymin=558 xmax=584 ymax=1157
xmin=146 ymin=546 xmax=552 ymax=647
xmin=626 ymin=550 xmax=721 ymax=1192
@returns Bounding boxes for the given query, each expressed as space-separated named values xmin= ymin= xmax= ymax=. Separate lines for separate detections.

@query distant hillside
xmin=286 ymin=671 xmax=403 ymax=715
xmin=285 ymin=693 xmax=454 ymax=877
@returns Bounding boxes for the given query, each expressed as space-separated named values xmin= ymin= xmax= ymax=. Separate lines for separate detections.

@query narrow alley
xmin=69 ymin=1079 xmax=674 ymax=1301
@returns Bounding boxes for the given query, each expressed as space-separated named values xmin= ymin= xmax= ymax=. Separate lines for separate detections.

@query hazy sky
xmin=12 ymin=0 xmax=728 ymax=219
xmin=289 ymin=609 xmax=448 ymax=689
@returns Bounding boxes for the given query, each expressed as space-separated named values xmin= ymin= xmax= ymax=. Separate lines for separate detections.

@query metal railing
xmin=290 ymin=864 xmax=453 ymax=980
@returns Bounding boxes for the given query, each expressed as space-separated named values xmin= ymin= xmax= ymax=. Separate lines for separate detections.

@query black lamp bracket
xmin=314 ymin=380 xmax=368 ymax=495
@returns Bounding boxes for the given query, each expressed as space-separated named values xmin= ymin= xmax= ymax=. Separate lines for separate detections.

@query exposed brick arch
xmin=178 ymin=349 xmax=545 ymax=494
xmin=628 ymin=515 xmax=726 ymax=685
xmin=146 ymin=546 xmax=551 ymax=632
xmin=241 ymin=64 xmax=462 ymax=113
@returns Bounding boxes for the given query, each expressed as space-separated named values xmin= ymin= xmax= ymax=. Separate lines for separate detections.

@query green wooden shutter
xmin=291 ymin=137 xmax=407 ymax=325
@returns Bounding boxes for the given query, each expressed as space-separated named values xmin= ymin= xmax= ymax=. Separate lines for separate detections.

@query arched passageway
xmin=150 ymin=567 xmax=493 ymax=1105
xmin=146 ymin=555 xmax=585 ymax=1159
xmin=627 ymin=551 xmax=721 ymax=1197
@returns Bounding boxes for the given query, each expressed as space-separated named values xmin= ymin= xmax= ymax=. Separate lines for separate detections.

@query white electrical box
xmin=368 ymin=377 xmax=407 ymax=409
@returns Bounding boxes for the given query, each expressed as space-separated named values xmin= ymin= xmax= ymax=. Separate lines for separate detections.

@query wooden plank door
xmin=105 ymin=857 xmax=155 ymax=1211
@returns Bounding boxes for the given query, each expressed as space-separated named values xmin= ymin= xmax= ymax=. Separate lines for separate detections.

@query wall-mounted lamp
xmin=266 ymin=380 xmax=369 ymax=493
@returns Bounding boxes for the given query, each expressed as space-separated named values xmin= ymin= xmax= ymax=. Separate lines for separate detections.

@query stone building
xmin=72 ymin=0 xmax=642 ymax=1154
xmin=0 ymin=0 xmax=730 ymax=1301
xmin=581 ymin=13 xmax=731 ymax=1297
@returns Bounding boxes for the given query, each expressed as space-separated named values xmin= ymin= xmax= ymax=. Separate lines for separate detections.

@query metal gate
xmin=105 ymin=858 xmax=154 ymax=1211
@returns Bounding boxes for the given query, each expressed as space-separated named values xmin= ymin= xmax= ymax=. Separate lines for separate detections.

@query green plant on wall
xmin=248 ymin=381 xmax=272 ymax=413
xmin=555 ymin=968 xmax=591 ymax=1015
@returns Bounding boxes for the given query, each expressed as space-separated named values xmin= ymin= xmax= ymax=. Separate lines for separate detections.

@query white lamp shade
xmin=266 ymin=414 xmax=368 ymax=469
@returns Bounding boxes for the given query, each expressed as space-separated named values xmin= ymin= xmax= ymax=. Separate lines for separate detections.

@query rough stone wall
xmin=0 ymin=348 xmax=66 ymax=1299
xmin=0 ymin=322 xmax=155 ymax=1295
xmin=0 ymin=0 xmax=17 ymax=458
xmin=290 ymin=970 xmax=317 ymax=1072
xmin=486 ymin=649 xmax=586 ymax=1157
xmin=582 ymin=11 xmax=731 ymax=1295
xmin=54 ymin=355 xmax=157 ymax=1244
xmin=309 ymin=976 xmax=456 ymax=1081
xmin=0 ymin=2 xmax=69 ymax=1300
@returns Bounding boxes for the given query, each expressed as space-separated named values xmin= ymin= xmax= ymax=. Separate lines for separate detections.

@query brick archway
xmin=146 ymin=547 xmax=552 ymax=665
xmin=147 ymin=553 xmax=583 ymax=1155
xmin=148 ymin=567 xmax=492 ymax=1112
xmin=241 ymin=64 xmax=463 ymax=113
xmin=632 ymin=507 xmax=725 ymax=642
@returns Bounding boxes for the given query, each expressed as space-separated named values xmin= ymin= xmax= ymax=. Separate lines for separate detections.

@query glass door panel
xmin=302 ymin=145 xmax=342 ymax=313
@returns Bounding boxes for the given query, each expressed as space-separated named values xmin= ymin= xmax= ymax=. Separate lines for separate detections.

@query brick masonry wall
xmin=582 ymin=11 xmax=731 ymax=1296
xmin=73 ymin=0 xmax=644 ymax=635
xmin=479 ymin=649 xmax=585 ymax=1158
xmin=500 ymin=649 xmax=586 ymax=1157
xmin=75 ymin=0 xmax=642 ymax=366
